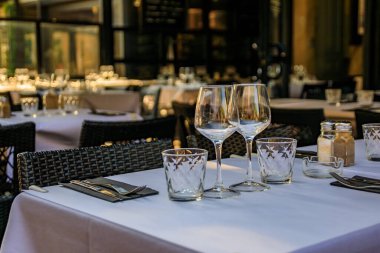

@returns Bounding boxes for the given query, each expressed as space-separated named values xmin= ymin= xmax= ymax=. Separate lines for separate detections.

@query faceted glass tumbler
xmin=363 ymin=123 xmax=380 ymax=161
xmin=256 ymin=138 xmax=297 ymax=184
xmin=162 ymin=148 xmax=208 ymax=201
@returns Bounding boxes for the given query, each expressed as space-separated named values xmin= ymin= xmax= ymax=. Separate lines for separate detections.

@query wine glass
xmin=230 ymin=83 xmax=271 ymax=192
xmin=194 ymin=85 xmax=239 ymax=198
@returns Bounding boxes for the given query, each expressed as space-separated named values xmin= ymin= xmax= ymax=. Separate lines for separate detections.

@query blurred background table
xmin=0 ymin=109 xmax=141 ymax=151
xmin=271 ymin=98 xmax=380 ymax=135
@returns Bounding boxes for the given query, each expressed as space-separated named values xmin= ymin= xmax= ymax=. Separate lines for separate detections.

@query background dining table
xmin=1 ymin=140 xmax=380 ymax=253
xmin=270 ymin=98 xmax=380 ymax=134
xmin=0 ymin=109 xmax=142 ymax=151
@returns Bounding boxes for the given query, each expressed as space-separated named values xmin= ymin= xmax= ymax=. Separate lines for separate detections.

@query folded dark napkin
xmin=61 ymin=177 xmax=158 ymax=202
xmin=331 ymin=175 xmax=380 ymax=195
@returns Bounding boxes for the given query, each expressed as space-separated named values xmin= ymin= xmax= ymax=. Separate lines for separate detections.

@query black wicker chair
xmin=355 ymin=109 xmax=380 ymax=139
xmin=271 ymin=108 xmax=325 ymax=146
xmin=0 ymin=122 xmax=35 ymax=243
xmin=79 ymin=116 xmax=177 ymax=147
xmin=187 ymin=123 xmax=307 ymax=160
xmin=300 ymin=82 xmax=328 ymax=100
xmin=172 ymin=102 xmax=196 ymax=148
xmin=18 ymin=139 xmax=172 ymax=190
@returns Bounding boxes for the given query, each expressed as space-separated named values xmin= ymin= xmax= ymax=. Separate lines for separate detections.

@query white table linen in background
xmin=2 ymin=141 xmax=380 ymax=253
xmin=0 ymin=109 xmax=142 ymax=151
xmin=80 ymin=91 xmax=141 ymax=114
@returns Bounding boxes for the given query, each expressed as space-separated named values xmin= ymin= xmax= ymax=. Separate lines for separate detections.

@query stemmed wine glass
xmin=194 ymin=85 xmax=239 ymax=198
xmin=230 ymin=83 xmax=271 ymax=192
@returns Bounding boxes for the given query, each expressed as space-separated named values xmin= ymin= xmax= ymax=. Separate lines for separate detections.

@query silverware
xmin=352 ymin=175 xmax=380 ymax=185
xmin=83 ymin=180 xmax=146 ymax=196
xmin=70 ymin=180 xmax=122 ymax=200
xmin=330 ymin=172 xmax=380 ymax=190
xmin=28 ymin=185 xmax=48 ymax=193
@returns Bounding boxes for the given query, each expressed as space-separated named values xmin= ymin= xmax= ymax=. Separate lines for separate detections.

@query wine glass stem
xmin=214 ymin=140 xmax=224 ymax=189
xmin=246 ymin=137 xmax=254 ymax=182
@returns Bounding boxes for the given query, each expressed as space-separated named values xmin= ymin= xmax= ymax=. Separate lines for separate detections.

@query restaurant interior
xmin=0 ymin=0 xmax=380 ymax=252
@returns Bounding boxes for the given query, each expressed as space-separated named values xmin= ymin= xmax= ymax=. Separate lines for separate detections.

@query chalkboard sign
xmin=141 ymin=0 xmax=185 ymax=30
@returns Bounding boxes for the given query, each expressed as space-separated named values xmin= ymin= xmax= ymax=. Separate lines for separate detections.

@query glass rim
xmin=234 ymin=83 xmax=266 ymax=87
xmin=256 ymin=137 xmax=297 ymax=144
xmin=162 ymin=148 xmax=208 ymax=156
xmin=200 ymin=84 xmax=233 ymax=88
xmin=20 ymin=97 xmax=39 ymax=101
xmin=362 ymin=123 xmax=380 ymax=127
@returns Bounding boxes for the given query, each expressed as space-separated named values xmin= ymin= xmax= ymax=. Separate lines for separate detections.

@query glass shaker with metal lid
xmin=317 ymin=121 xmax=336 ymax=162
xmin=334 ymin=122 xmax=355 ymax=166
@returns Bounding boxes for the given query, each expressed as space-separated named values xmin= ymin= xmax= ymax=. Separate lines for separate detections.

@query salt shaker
xmin=317 ymin=121 xmax=335 ymax=162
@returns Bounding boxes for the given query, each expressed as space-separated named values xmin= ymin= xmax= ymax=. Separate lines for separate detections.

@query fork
xmin=83 ymin=180 xmax=146 ymax=196
xmin=330 ymin=172 xmax=380 ymax=189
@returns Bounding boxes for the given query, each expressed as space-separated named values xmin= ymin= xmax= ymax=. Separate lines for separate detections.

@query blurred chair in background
xmin=140 ymin=86 xmax=161 ymax=119
xmin=327 ymin=79 xmax=356 ymax=102
xmin=270 ymin=108 xmax=325 ymax=146
xmin=79 ymin=116 xmax=177 ymax=147
xmin=172 ymin=102 xmax=196 ymax=148
xmin=355 ymin=109 xmax=380 ymax=139
xmin=0 ymin=122 xmax=35 ymax=242
xmin=300 ymin=82 xmax=328 ymax=99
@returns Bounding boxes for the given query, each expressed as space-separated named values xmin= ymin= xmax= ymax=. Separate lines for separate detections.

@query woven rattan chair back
xmin=18 ymin=139 xmax=172 ymax=190
xmin=355 ymin=109 xmax=380 ymax=139
xmin=0 ymin=122 xmax=35 ymax=243
xmin=79 ymin=115 xmax=177 ymax=147
xmin=271 ymin=108 xmax=324 ymax=146
xmin=187 ymin=123 xmax=313 ymax=160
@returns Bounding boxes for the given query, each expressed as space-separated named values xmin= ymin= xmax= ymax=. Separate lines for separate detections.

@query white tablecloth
xmin=80 ymin=91 xmax=141 ymax=114
xmin=2 ymin=141 xmax=380 ymax=253
xmin=158 ymin=85 xmax=200 ymax=110
xmin=0 ymin=109 xmax=142 ymax=151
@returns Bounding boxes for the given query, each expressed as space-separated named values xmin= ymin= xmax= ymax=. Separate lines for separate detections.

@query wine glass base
xmin=203 ymin=186 xmax=240 ymax=199
xmin=229 ymin=180 xmax=270 ymax=192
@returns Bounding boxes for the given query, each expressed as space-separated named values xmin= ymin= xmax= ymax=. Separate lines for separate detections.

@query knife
xmin=330 ymin=172 xmax=380 ymax=189
xmin=70 ymin=180 xmax=122 ymax=200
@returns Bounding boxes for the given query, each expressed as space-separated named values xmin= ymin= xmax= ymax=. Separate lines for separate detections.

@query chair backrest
xmin=187 ymin=123 xmax=312 ymax=160
xmin=355 ymin=109 xmax=380 ymax=139
xmin=79 ymin=115 xmax=177 ymax=147
xmin=172 ymin=102 xmax=196 ymax=147
xmin=270 ymin=108 xmax=325 ymax=146
xmin=140 ymin=85 xmax=161 ymax=119
xmin=0 ymin=122 xmax=35 ymax=242
xmin=0 ymin=122 xmax=35 ymax=193
xmin=327 ymin=79 xmax=356 ymax=94
xmin=18 ymin=139 xmax=173 ymax=190
xmin=300 ymin=82 xmax=328 ymax=99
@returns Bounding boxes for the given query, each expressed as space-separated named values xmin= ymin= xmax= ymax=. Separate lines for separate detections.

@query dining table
xmin=0 ymin=109 xmax=142 ymax=151
xmin=1 ymin=140 xmax=380 ymax=253
xmin=270 ymin=98 xmax=380 ymax=135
